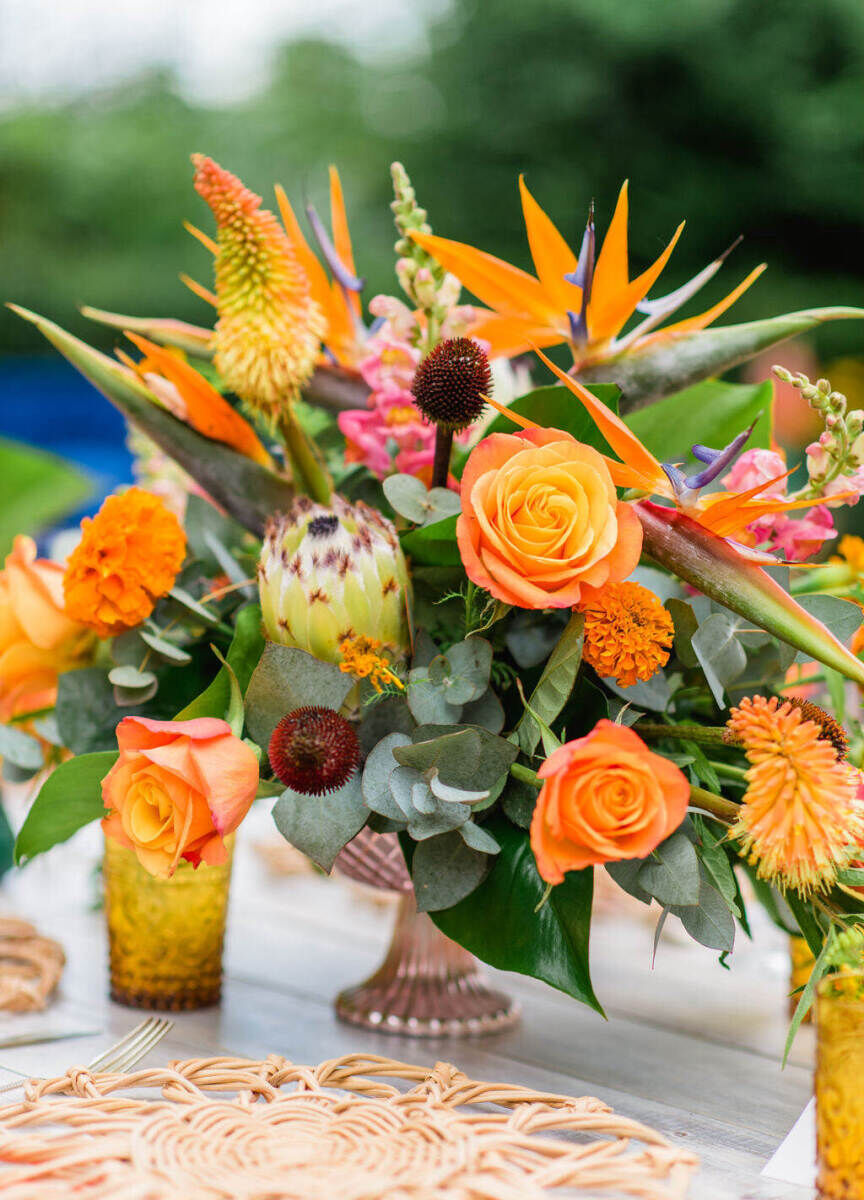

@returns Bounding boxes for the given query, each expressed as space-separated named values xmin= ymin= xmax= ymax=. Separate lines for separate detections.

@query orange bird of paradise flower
xmin=485 ymin=347 xmax=835 ymax=562
xmin=410 ymin=178 xmax=766 ymax=367
xmin=185 ymin=166 xmax=366 ymax=370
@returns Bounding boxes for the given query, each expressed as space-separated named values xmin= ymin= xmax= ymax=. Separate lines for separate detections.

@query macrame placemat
xmin=0 ymin=1052 xmax=697 ymax=1198
xmin=0 ymin=918 xmax=64 ymax=1012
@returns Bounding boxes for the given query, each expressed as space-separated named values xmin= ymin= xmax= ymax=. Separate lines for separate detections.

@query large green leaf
xmin=625 ymin=379 xmax=772 ymax=462
xmin=400 ymin=515 xmax=461 ymax=566
xmin=9 ymin=306 xmax=295 ymax=535
xmin=0 ymin=437 xmax=91 ymax=556
xmin=428 ymin=817 xmax=601 ymax=1012
xmin=15 ymin=751 xmax=117 ymax=864
xmin=244 ymin=643 xmax=353 ymax=753
xmin=577 ymin=307 xmax=864 ymax=412
xmin=175 ymin=604 xmax=265 ymax=725
xmin=483 ymin=384 xmax=618 ymax=452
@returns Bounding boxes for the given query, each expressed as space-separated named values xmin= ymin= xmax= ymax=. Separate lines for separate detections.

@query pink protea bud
xmin=192 ymin=155 xmax=325 ymax=424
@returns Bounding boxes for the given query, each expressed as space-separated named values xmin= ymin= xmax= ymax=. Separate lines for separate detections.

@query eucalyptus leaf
xmin=693 ymin=815 xmax=741 ymax=917
xmin=605 ymin=859 xmax=653 ymax=906
xmin=0 ymin=725 xmax=44 ymax=771
xmin=691 ymin=613 xmax=748 ymax=706
xmin=107 ymin=666 xmax=158 ymax=691
xmin=138 ymin=630 xmax=193 ymax=665
xmin=460 ymin=687 xmax=505 ymax=733
xmin=383 ymin=474 xmax=429 ymax=522
xmin=394 ymin=726 xmax=517 ymax=791
xmin=412 ymin=831 xmax=491 ymax=912
xmin=505 ymin=610 xmax=568 ymax=669
xmin=458 ymin=820 xmax=501 ymax=854
xmin=795 ymin=594 xmax=862 ymax=647
xmin=603 ymin=671 xmax=671 ymax=713
xmin=407 ymin=668 xmax=463 ymax=724
xmin=666 ymin=598 xmax=700 ymax=669
xmin=400 ymin=515 xmax=461 ymax=566
xmin=245 ymin=643 xmax=353 ymax=753
xmin=671 ymin=871 xmax=736 ymax=953
xmin=361 ymin=733 xmax=412 ymax=820
xmin=637 ymin=831 xmax=701 ymax=907
xmin=271 ymin=775 xmax=367 ymax=872
xmin=166 ymin=587 xmax=223 ymax=628
xmin=501 ymin=776 xmax=539 ymax=829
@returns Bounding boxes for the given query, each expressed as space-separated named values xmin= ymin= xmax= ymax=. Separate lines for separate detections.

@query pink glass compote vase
xmin=334 ymin=828 xmax=519 ymax=1036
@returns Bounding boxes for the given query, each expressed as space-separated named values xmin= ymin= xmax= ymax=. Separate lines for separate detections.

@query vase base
xmin=335 ymin=975 xmax=520 ymax=1038
xmin=110 ymin=983 xmax=221 ymax=1012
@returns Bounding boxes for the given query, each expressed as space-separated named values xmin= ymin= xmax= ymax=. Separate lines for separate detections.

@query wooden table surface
xmin=0 ymin=810 xmax=815 ymax=1199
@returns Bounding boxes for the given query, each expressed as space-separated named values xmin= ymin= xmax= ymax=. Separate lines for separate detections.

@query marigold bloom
xmin=578 ymin=582 xmax=674 ymax=687
xmin=192 ymin=155 xmax=325 ymax=423
xmin=457 ymin=427 xmax=642 ymax=609
xmin=728 ymin=695 xmax=864 ymax=895
xmin=64 ymin=489 xmax=187 ymax=637
xmin=531 ymin=720 xmax=690 ymax=884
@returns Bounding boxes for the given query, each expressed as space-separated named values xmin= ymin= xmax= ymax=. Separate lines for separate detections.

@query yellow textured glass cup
xmin=816 ymin=970 xmax=864 ymax=1199
xmin=104 ymin=834 xmax=234 ymax=1011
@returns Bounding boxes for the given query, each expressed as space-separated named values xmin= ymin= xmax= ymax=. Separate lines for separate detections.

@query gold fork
xmin=0 ymin=1016 xmax=174 ymax=1095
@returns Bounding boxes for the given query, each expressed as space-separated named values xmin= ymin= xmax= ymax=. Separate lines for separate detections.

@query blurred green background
xmin=1 ymin=0 xmax=863 ymax=540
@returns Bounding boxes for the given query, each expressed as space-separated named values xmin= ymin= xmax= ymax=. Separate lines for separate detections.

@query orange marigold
xmin=727 ymin=695 xmax=864 ymax=895
xmin=64 ymin=489 xmax=187 ymax=637
xmin=577 ymin=582 xmax=674 ymax=687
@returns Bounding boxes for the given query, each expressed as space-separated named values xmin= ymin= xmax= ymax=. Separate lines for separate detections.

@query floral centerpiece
xmin=5 ymin=155 xmax=864 ymax=1038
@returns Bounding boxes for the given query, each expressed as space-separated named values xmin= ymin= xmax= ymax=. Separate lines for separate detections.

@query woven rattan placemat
xmin=0 ymin=1052 xmax=697 ymax=1198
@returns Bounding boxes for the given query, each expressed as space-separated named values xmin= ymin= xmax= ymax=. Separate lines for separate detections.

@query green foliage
xmin=0 ymin=438 xmax=91 ymax=556
xmin=175 ymin=603 xmax=265 ymax=725
xmin=400 ymin=515 xmax=461 ymax=566
xmin=411 ymin=831 xmax=492 ymax=912
xmin=383 ymin=474 xmax=461 ymax=525
xmin=272 ymin=776 xmax=368 ymax=872
xmin=483 ymin=384 xmax=618 ymax=451
xmin=15 ymin=751 xmax=117 ymax=863
xmin=625 ymin=379 xmax=772 ymax=460
xmin=428 ymin=817 xmax=601 ymax=1012
xmin=637 ymin=831 xmax=701 ymax=907
xmin=513 ymin=613 xmax=584 ymax=756
xmin=244 ymin=643 xmax=352 ymax=754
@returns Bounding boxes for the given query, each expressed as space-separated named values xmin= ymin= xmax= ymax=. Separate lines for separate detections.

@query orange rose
xmin=457 ymin=428 xmax=642 ymax=608
xmin=102 ymin=716 xmax=259 ymax=878
xmin=530 ymin=720 xmax=690 ymax=884
xmin=0 ymin=536 xmax=93 ymax=722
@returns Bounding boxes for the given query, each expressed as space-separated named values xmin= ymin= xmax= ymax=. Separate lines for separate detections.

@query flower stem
xmin=689 ymin=786 xmax=741 ymax=824
xmin=510 ymin=762 xmax=542 ymax=789
xmin=278 ymin=408 xmax=332 ymax=504
xmin=431 ymin=426 xmax=454 ymax=489
xmin=635 ymin=722 xmax=737 ymax=748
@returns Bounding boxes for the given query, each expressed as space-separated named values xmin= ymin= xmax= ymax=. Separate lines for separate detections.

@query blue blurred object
xmin=0 ymin=356 xmax=134 ymax=518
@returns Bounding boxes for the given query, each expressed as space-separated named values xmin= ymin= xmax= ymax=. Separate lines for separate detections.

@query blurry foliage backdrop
xmin=1 ymin=0 xmax=863 ymax=360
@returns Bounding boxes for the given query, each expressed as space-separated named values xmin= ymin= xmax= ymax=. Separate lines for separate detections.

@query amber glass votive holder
xmin=816 ymin=970 xmax=864 ymax=1199
xmin=104 ymin=835 xmax=234 ymax=1011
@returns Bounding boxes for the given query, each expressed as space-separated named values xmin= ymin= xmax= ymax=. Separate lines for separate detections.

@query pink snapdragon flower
xmin=722 ymin=448 xmax=787 ymax=497
xmin=722 ymin=447 xmax=835 ymax=561
xmin=339 ymin=386 xmax=438 ymax=481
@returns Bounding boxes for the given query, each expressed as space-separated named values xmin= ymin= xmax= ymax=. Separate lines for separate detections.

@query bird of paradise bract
xmin=410 ymin=178 xmax=766 ymax=367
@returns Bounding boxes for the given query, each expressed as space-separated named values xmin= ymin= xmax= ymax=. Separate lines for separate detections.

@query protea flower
xmin=191 ymin=154 xmax=325 ymax=424
xmin=258 ymin=496 xmax=410 ymax=664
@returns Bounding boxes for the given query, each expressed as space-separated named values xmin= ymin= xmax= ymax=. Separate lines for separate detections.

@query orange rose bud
xmin=101 ymin=716 xmax=259 ymax=879
xmin=530 ymin=720 xmax=690 ymax=884
xmin=457 ymin=428 xmax=642 ymax=609
xmin=0 ymin=536 xmax=93 ymax=722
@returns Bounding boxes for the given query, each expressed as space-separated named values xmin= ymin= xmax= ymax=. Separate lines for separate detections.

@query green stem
xmin=636 ymin=722 xmax=736 ymax=749
xmin=689 ymin=786 xmax=740 ymax=824
xmin=278 ymin=408 xmax=332 ymax=504
xmin=510 ymin=763 xmax=542 ymax=789
xmin=708 ymin=761 xmax=748 ymax=783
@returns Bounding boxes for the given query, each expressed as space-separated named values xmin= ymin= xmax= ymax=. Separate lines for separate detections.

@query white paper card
xmin=761 ymin=1099 xmax=815 ymax=1187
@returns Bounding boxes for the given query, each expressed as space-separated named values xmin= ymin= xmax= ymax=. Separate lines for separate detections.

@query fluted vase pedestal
xmin=334 ymin=828 xmax=519 ymax=1037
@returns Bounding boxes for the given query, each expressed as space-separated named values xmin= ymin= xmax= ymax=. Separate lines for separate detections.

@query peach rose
xmin=530 ymin=720 xmax=690 ymax=884
xmin=102 ymin=716 xmax=259 ymax=878
xmin=0 ymin=536 xmax=93 ymax=722
xmin=457 ymin=428 xmax=642 ymax=608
